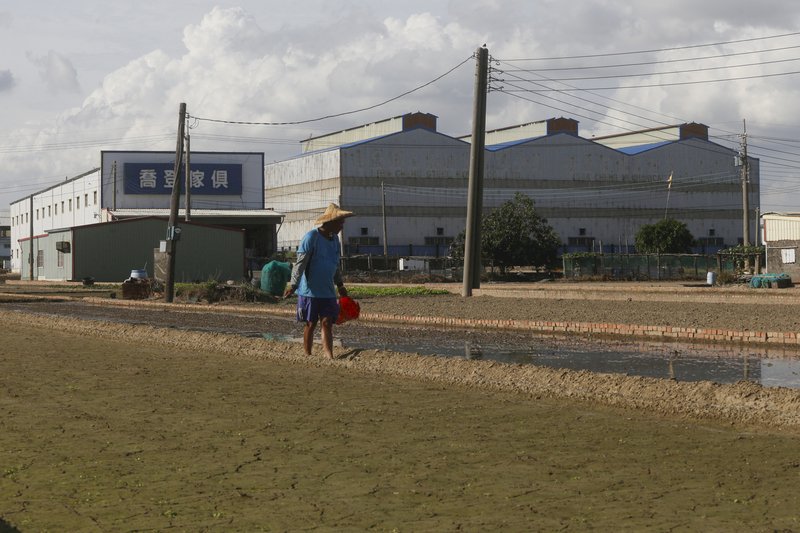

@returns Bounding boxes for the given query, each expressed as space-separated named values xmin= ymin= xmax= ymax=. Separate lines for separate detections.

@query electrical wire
xmin=500 ymin=69 xmax=800 ymax=92
xmin=500 ymin=44 xmax=800 ymax=72
xmin=505 ymin=56 xmax=800 ymax=83
xmin=187 ymin=56 xmax=473 ymax=126
xmin=496 ymin=31 xmax=800 ymax=61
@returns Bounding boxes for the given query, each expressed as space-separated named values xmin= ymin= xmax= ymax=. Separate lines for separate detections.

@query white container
xmin=130 ymin=269 xmax=148 ymax=279
xmin=706 ymin=272 xmax=716 ymax=286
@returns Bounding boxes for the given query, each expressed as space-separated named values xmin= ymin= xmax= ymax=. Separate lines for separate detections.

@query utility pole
xmin=112 ymin=161 xmax=117 ymax=210
xmin=462 ymin=46 xmax=489 ymax=297
xmin=741 ymin=119 xmax=750 ymax=247
xmin=381 ymin=181 xmax=388 ymax=263
xmin=165 ymin=102 xmax=186 ymax=303
xmin=184 ymin=133 xmax=191 ymax=222
xmin=28 ymin=195 xmax=33 ymax=281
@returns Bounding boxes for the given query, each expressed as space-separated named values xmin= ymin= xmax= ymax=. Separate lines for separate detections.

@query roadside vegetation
xmin=170 ymin=281 xmax=450 ymax=303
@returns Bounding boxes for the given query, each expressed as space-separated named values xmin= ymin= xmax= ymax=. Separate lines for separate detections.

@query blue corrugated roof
xmin=485 ymin=136 xmax=546 ymax=151
xmin=616 ymin=140 xmax=673 ymax=155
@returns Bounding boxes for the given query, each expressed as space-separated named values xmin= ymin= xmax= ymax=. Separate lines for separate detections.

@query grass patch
xmin=174 ymin=281 xmax=275 ymax=303
xmin=168 ymin=282 xmax=449 ymax=303
xmin=347 ymin=286 xmax=450 ymax=297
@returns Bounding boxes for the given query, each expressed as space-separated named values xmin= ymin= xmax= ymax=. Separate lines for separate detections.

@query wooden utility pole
xmin=165 ymin=102 xmax=186 ymax=303
xmin=462 ymin=46 xmax=489 ymax=297
xmin=184 ymin=133 xmax=191 ymax=222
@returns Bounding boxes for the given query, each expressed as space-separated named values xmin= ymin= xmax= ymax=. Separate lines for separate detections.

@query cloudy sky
xmin=2 ymin=0 xmax=800 ymax=213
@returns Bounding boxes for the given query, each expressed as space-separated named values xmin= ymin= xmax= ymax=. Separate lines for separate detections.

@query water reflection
xmin=351 ymin=333 xmax=800 ymax=390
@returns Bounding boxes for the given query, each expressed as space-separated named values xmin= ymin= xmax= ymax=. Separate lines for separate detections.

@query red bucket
xmin=336 ymin=296 xmax=360 ymax=324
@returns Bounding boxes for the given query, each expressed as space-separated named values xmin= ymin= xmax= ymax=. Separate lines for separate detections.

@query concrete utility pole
xmin=740 ymin=119 xmax=750 ymax=247
xmin=381 ymin=181 xmax=388 ymax=262
xmin=112 ymin=161 xmax=117 ymax=210
xmin=462 ymin=46 xmax=489 ymax=297
xmin=165 ymin=102 xmax=186 ymax=303
xmin=28 ymin=195 xmax=33 ymax=281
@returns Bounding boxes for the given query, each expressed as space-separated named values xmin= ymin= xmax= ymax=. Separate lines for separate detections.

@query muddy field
xmin=2 ymin=282 xmax=800 ymax=530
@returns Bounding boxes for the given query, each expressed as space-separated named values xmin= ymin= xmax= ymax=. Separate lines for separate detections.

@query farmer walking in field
xmin=284 ymin=203 xmax=354 ymax=359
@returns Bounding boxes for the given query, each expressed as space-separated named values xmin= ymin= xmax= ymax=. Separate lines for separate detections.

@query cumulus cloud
xmin=0 ymin=70 xmax=15 ymax=92
xmin=26 ymin=50 xmax=81 ymax=94
xmin=3 ymin=2 xmax=800 ymax=209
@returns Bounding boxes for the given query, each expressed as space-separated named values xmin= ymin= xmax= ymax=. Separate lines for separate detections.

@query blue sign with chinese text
xmin=123 ymin=163 xmax=243 ymax=195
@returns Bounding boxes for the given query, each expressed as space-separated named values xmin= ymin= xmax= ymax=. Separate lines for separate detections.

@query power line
xmin=187 ymin=56 xmax=473 ymax=127
xmin=496 ymin=31 xmax=800 ymax=62
xmin=500 ymin=44 xmax=800 ymax=73
xmin=501 ymin=69 xmax=800 ymax=92
xmin=503 ymin=56 xmax=800 ymax=83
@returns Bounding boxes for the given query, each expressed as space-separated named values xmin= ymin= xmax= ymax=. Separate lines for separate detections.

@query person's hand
xmin=283 ymin=286 xmax=296 ymax=299
xmin=338 ymin=285 xmax=348 ymax=297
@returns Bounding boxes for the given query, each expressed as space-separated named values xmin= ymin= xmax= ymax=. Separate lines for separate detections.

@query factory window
xmin=708 ymin=229 xmax=715 ymax=236
xmin=93 ymin=191 xmax=97 ymax=204
xmin=348 ymin=236 xmax=379 ymax=246
xmin=697 ymin=237 xmax=724 ymax=247
xmin=36 ymin=250 xmax=44 ymax=268
xmin=48 ymin=206 xmax=51 ymax=217
xmin=55 ymin=204 xmax=58 ymax=215
xmin=568 ymin=236 xmax=595 ymax=247
xmin=25 ymin=213 xmax=28 ymax=223
xmin=360 ymin=227 xmax=369 ymax=236
xmin=85 ymin=193 xmax=89 ymax=206
xmin=579 ymin=228 xmax=586 ymax=236
xmin=61 ymin=201 xmax=64 ymax=213
xmin=68 ymin=199 xmax=72 ymax=211
xmin=436 ymin=227 xmax=444 ymax=236
xmin=36 ymin=209 xmax=39 ymax=220
xmin=424 ymin=236 xmax=453 ymax=246
xmin=76 ymin=196 xmax=80 ymax=209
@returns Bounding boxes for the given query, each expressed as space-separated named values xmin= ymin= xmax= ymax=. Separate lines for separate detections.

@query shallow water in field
xmin=343 ymin=331 xmax=800 ymax=389
xmin=4 ymin=300 xmax=800 ymax=389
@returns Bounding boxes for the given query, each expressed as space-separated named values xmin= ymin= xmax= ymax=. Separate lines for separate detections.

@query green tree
xmin=450 ymin=193 xmax=561 ymax=273
xmin=634 ymin=219 xmax=695 ymax=254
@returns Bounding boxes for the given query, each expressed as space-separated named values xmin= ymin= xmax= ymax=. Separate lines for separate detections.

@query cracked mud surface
xmin=3 ymin=283 xmax=800 ymax=530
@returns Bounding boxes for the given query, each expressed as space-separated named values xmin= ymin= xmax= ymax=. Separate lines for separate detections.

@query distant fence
xmin=563 ymin=254 xmax=718 ymax=281
xmin=340 ymin=255 xmax=462 ymax=282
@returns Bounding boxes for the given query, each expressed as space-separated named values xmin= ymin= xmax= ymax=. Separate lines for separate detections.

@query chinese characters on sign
xmin=123 ymin=163 xmax=243 ymax=195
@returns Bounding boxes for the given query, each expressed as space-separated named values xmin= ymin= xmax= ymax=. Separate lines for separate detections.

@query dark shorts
xmin=296 ymin=296 xmax=339 ymax=324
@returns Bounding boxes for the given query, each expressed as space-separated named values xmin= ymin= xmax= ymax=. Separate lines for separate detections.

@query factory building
xmin=9 ymin=151 xmax=282 ymax=281
xmin=265 ymin=112 xmax=758 ymax=256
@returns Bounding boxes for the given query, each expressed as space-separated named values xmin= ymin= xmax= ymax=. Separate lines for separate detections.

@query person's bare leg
xmin=320 ymin=317 xmax=334 ymax=359
xmin=303 ymin=321 xmax=317 ymax=356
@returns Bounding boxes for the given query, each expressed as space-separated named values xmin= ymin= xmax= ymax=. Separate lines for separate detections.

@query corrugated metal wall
xmin=72 ymin=218 xmax=244 ymax=282
xmin=266 ymin=127 xmax=758 ymax=254
xmin=763 ymin=215 xmax=800 ymax=241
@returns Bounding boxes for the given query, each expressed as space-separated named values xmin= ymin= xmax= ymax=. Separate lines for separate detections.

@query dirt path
xmin=2 ymin=307 xmax=800 ymax=530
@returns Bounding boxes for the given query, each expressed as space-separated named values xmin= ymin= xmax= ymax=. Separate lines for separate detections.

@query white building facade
xmin=10 ymin=151 xmax=281 ymax=279
xmin=9 ymin=168 xmax=101 ymax=274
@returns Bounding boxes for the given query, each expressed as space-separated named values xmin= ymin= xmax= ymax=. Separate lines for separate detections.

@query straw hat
xmin=315 ymin=203 xmax=355 ymax=225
